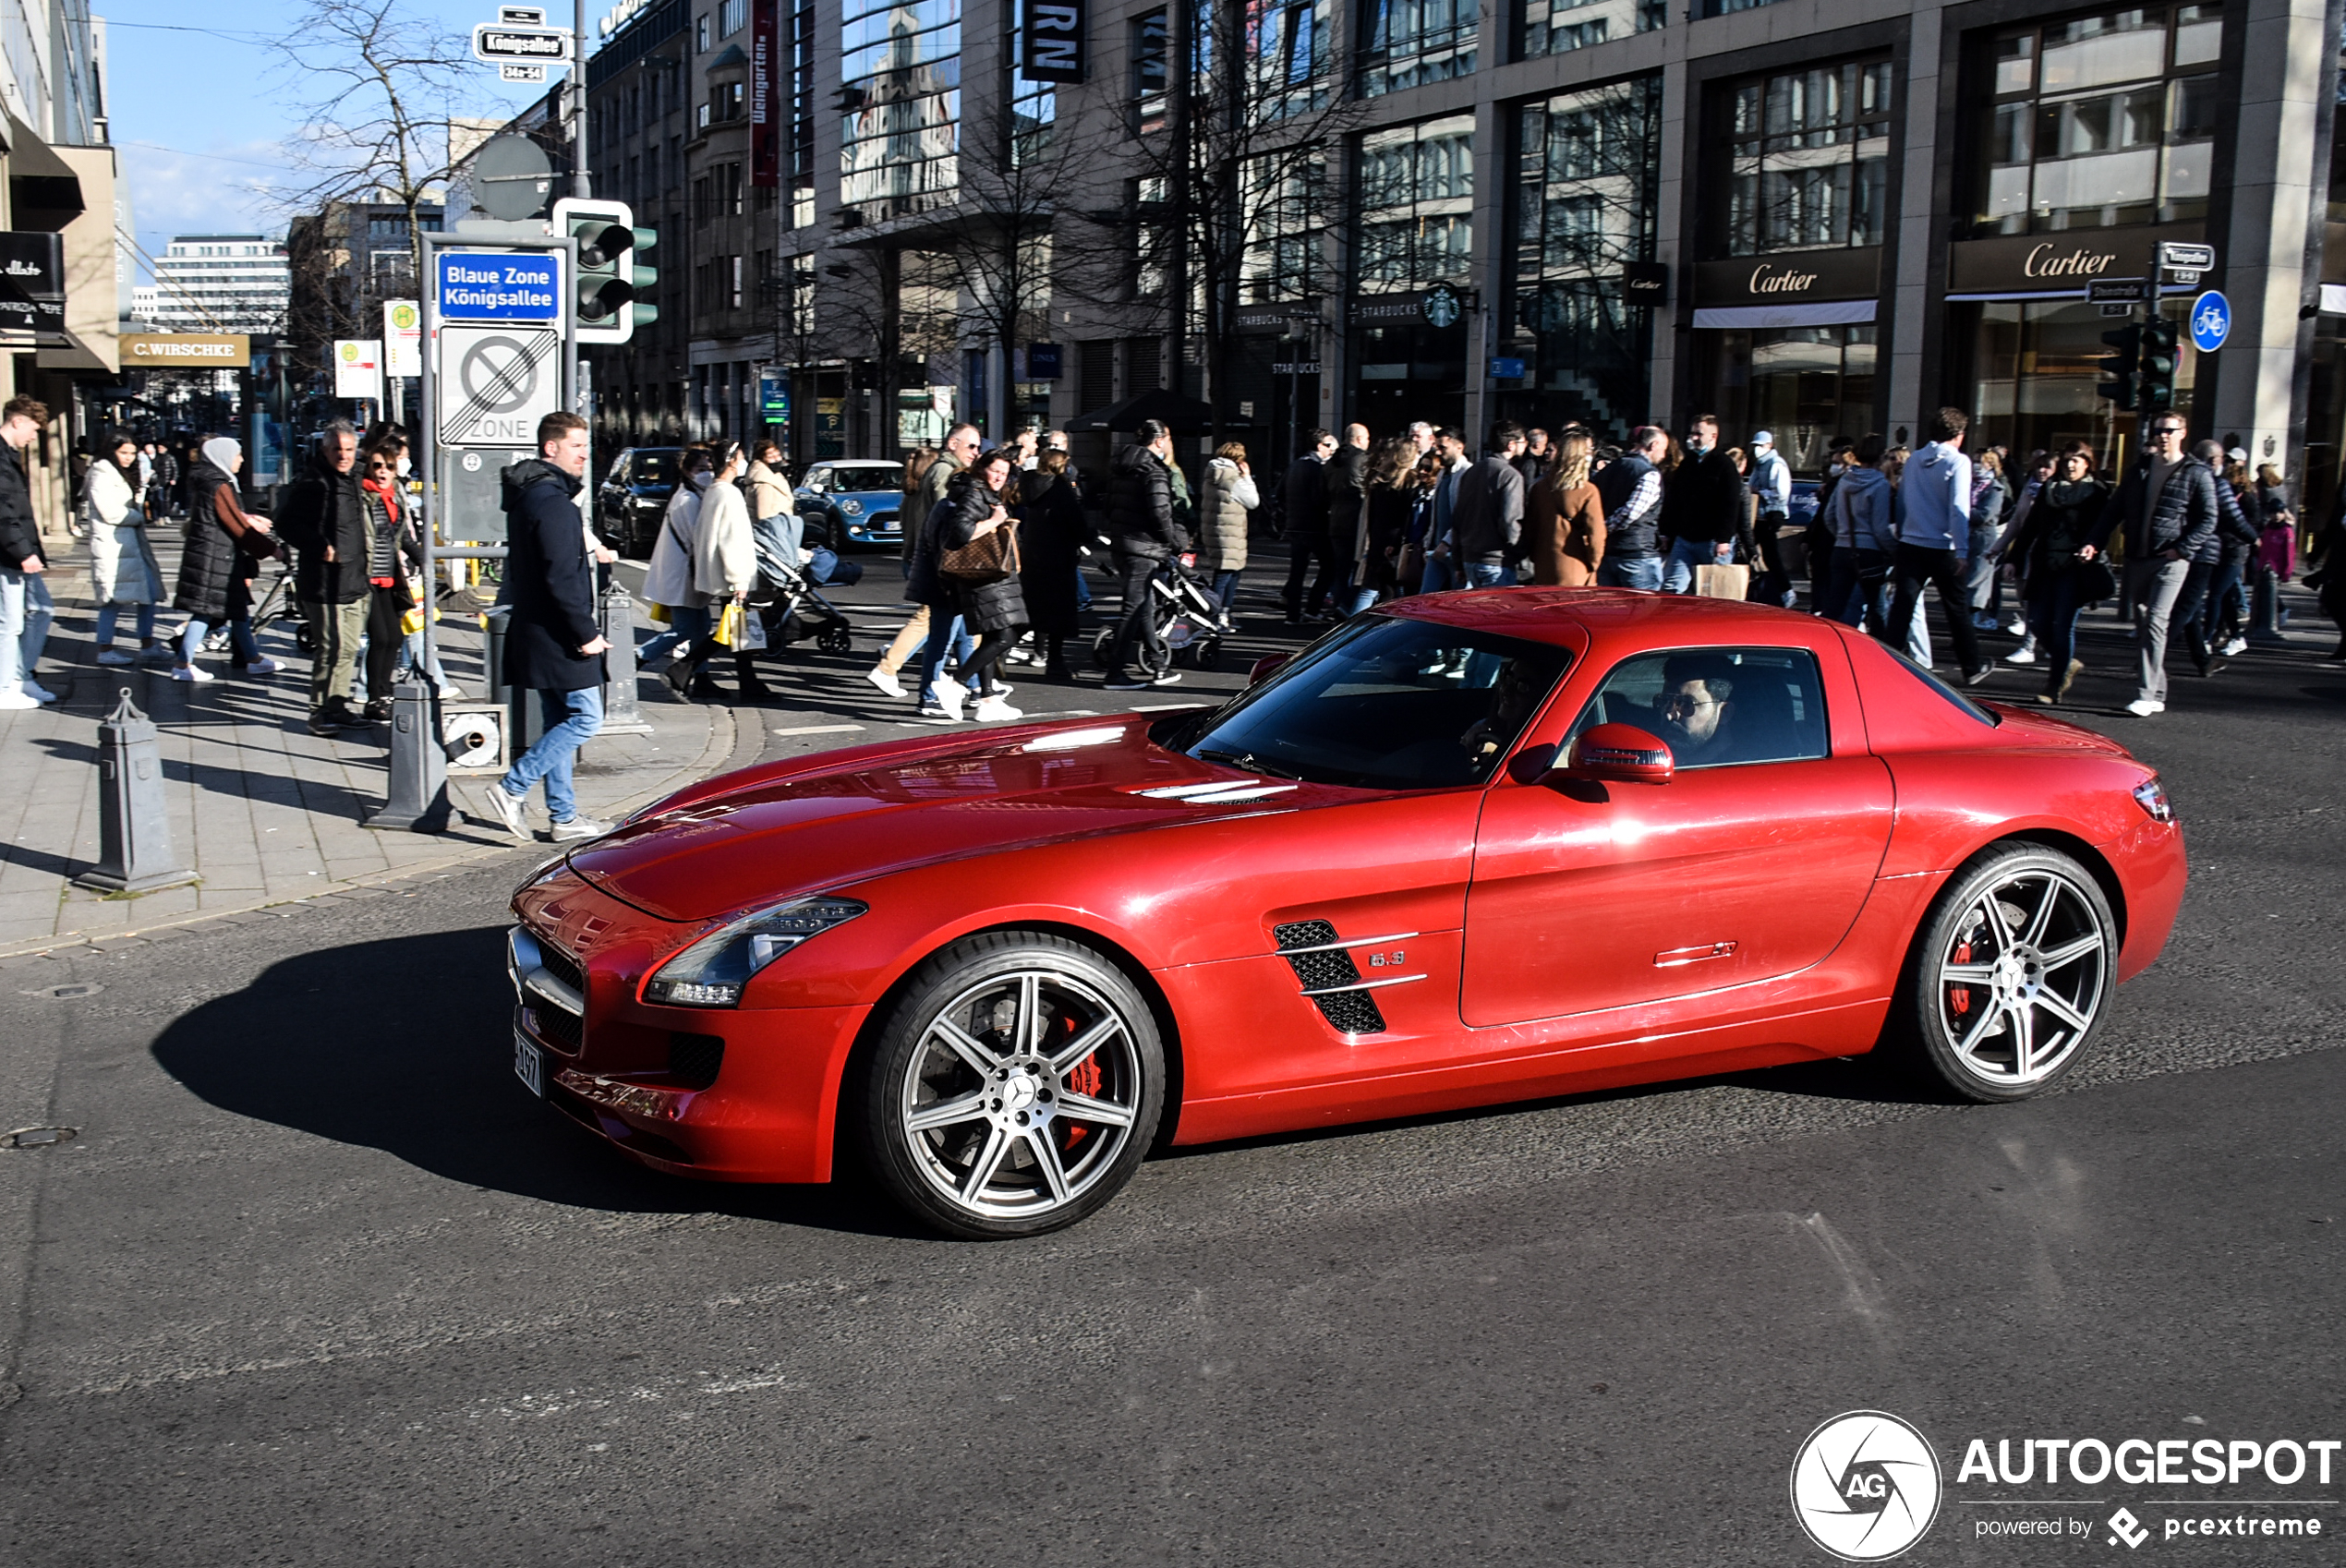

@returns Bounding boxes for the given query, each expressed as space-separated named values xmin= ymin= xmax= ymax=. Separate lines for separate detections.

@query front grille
xmin=1274 ymin=920 xmax=1387 ymax=1036
xmin=668 ymin=1031 xmax=725 ymax=1090
xmin=538 ymin=941 xmax=586 ymax=998
xmin=530 ymin=1003 xmax=583 ymax=1054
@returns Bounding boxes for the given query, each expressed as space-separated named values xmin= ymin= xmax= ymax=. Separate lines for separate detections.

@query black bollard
xmin=362 ymin=680 xmax=450 ymax=832
xmin=76 ymin=688 xmax=199 ymax=893
xmin=599 ymin=576 xmax=652 ymax=735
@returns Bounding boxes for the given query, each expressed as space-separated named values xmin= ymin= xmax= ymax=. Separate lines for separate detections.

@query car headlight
xmin=840 ymin=498 xmax=865 ymax=516
xmin=644 ymin=896 xmax=868 ymax=1007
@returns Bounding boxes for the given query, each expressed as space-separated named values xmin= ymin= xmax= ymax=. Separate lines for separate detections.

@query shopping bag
xmin=711 ymin=602 xmax=744 ymax=647
xmin=645 ymin=602 xmax=672 ymax=625
xmin=1694 ymin=562 xmax=1750 ymax=600
xmin=736 ymin=607 xmax=768 ymax=650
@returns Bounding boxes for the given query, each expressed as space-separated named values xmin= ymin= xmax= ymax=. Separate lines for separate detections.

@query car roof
xmin=1386 ymin=587 xmax=1819 ymax=649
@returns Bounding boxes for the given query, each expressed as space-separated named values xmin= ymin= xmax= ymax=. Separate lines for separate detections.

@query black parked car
xmin=596 ymin=446 xmax=683 ymax=557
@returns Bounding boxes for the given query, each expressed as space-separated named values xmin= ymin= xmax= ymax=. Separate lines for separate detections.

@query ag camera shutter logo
xmin=1791 ymin=1410 xmax=1942 ymax=1561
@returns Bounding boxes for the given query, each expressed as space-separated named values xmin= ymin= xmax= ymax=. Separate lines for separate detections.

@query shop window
xmin=1961 ymin=296 xmax=2200 ymax=474
xmin=1355 ymin=115 xmax=1476 ymax=293
xmin=1723 ymin=60 xmax=1893 ymax=257
xmin=1971 ymin=5 xmax=2222 ymax=235
xmin=1360 ymin=0 xmax=1476 ymax=98
xmin=1697 ymin=326 xmax=1876 ymax=473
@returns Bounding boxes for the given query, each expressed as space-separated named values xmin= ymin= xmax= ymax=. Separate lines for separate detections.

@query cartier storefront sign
xmin=1946 ymin=223 xmax=2207 ymax=294
xmin=1693 ymin=247 xmax=1881 ymax=308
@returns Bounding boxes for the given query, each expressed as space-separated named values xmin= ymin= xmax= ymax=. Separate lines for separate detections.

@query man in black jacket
xmin=1451 ymin=422 xmax=1528 ymax=585
xmin=276 ymin=421 xmax=374 ymax=733
xmin=1660 ymin=414 xmax=1744 ymax=592
xmin=474 ymin=412 xmax=612 ymax=841
xmin=0 ymin=395 xmax=51 ymax=708
xmin=2101 ymin=412 xmax=2217 ymax=716
xmin=1104 ymin=419 xmax=1188 ymax=690
xmin=1280 ymin=428 xmax=1337 ymax=622
xmin=1594 ymin=426 xmax=1669 ymax=590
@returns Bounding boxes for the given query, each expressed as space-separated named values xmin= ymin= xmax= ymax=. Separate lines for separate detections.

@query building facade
xmin=581 ymin=0 xmax=2341 ymax=513
xmin=139 ymin=235 xmax=290 ymax=336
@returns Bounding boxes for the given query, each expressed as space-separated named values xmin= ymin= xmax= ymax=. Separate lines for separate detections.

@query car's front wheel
xmin=1896 ymin=842 xmax=2117 ymax=1102
xmin=856 ymin=932 xmax=1165 ymax=1238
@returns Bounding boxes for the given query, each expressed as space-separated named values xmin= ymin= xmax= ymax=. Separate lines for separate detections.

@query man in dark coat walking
xmin=1280 ymin=428 xmax=1336 ymax=623
xmin=1103 ymin=418 xmax=1188 ymax=690
xmin=473 ymin=412 xmax=612 ymax=842
xmin=0 ymin=395 xmax=52 ymax=708
xmin=276 ymin=421 xmax=374 ymax=733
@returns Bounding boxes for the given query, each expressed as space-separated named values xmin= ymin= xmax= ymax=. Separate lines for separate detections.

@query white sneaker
xmin=549 ymin=814 xmax=615 ymax=842
xmin=2003 ymin=646 xmax=2036 ymax=666
xmin=990 ymin=681 xmax=1014 ymax=698
xmin=0 ymin=689 xmax=37 ymax=710
xmin=972 ymin=696 xmax=1023 ymax=722
xmin=170 ymin=664 xmax=215 ymax=683
xmin=2124 ymin=698 xmax=2164 ymax=717
xmin=95 ymin=647 xmax=137 ymax=668
xmin=2219 ymin=636 xmax=2246 ymax=657
xmin=865 ymin=667 xmax=906 ymax=699
xmin=21 ymin=681 xmax=56 ymax=704
xmin=437 ymin=681 xmax=469 ymax=700
xmin=471 ymin=782 xmax=531 ymax=839
xmin=239 ymin=657 xmax=283 ymax=675
xmin=926 ymin=680 xmax=965 ymax=721
xmin=2004 ymin=617 xmax=2029 ymax=636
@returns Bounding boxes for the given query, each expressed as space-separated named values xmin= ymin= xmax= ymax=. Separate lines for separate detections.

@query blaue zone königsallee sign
xmin=434 ymin=251 xmax=561 ymax=322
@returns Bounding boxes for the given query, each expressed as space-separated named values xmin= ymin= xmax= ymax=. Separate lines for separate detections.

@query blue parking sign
xmin=2189 ymin=291 xmax=2230 ymax=354
xmin=436 ymin=251 xmax=561 ymax=321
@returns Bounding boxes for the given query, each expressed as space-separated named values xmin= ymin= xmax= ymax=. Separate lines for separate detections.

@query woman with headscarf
xmin=86 ymin=428 xmax=168 ymax=667
xmin=170 ymin=436 xmax=278 ymax=681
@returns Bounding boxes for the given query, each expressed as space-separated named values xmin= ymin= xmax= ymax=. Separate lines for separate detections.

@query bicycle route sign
xmin=437 ymin=325 xmax=561 ymax=447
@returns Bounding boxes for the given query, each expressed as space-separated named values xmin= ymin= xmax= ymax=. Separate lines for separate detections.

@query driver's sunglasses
xmin=1661 ymin=693 xmax=1718 ymax=716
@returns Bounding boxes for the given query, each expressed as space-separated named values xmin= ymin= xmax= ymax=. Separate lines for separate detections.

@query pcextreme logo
xmin=1792 ymin=1411 xmax=1945 ymax=1561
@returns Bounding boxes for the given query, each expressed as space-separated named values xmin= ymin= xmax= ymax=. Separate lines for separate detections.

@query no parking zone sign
xmin=436 ymin=326 xmax=562 ymax=446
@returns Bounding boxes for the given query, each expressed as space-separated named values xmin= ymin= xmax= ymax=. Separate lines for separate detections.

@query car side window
xmin=1567 ymin=647 xmax=1830 ymax=770
xmin=804 ymin=467 xmax=829 ymax=490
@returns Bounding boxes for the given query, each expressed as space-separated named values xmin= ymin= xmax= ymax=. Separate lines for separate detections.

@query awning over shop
xmin=1690 ymin=300 xmax=1877 ymax=330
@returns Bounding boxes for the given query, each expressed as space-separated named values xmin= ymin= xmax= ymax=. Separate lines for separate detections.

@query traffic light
xmin=2139 ymin=317 xmax=2179 ymax=416
xmin=2098 ymin=321 xmax=2142 ymax=412
xmin=552 ymin=197 xmax=658 ymax=344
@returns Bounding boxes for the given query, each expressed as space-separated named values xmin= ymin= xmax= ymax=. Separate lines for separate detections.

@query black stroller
xmin=755 ymin=544 xmax=860 ymax=655
xmin=1090 ymin=556 xmax=1227 ymax=676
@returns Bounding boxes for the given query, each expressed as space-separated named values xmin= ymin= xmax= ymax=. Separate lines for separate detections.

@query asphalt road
xmin=0 ymin=565 xmax=2341 ymax=1565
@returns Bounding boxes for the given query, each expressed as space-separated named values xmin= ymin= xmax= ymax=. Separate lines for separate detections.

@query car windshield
xmin=831 ymin=464 xmax=902 ymax=491
xmin=1163 ymin=614 xmax=1573 ymax=790
xmin=631 ymin=452 xmax=679 ymax=486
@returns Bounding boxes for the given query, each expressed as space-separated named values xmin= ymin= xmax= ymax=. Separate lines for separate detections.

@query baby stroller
xmin=1091 ymin=555 xmax=1226 ymax=677
xmin=756 ymin=545 xmax=860 ymax=655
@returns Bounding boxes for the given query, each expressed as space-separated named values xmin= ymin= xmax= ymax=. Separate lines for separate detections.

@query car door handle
xmin=1654 ymin=941 xmax=1737 ymax=967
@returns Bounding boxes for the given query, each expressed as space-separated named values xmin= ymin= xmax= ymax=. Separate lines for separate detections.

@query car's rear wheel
xmin=1896 ymin=842 xmax=2115 ymax=1102
xmin=857 ymin=932 xmax=1165 ymax=1238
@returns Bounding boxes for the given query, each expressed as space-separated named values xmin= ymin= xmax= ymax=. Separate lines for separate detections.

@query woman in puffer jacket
xmin=86 ymin=428 xmax=166 ymax=667
xmin=1197 ymin=441 xmax=1258 ymax=627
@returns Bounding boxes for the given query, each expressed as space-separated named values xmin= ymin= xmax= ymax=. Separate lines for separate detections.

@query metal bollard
xmin=362 ymin=680 xmax=450 ymax=832
xmin=599 ymin=576 xmax=652 ymax=735
xmin=76 ymin=688 xmax=199 ymax=893
xmin=2248 ymin=566 xmax=2286 ymax=644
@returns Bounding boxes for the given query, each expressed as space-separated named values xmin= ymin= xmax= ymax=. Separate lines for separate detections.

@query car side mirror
xmin=1249 ymin=652 xmax=1291 ymax=686
xmin=1562 ymin=723 xmax=1674 ymax=786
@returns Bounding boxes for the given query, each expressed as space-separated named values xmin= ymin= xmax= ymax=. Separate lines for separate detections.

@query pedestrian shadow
xmin=149 ymin=923 xmax=927 ymax=1239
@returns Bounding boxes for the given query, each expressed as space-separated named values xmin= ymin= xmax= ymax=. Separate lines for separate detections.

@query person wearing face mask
xmin=639 ymin=445 xmax=713 ymax=677
xmin=673 ymin=440 xmax=763 ymax=702
xmin=1658 ymin=415 xmax=1741 ymax=592
xmin=355 ymin=440 xmax=425 ymax=720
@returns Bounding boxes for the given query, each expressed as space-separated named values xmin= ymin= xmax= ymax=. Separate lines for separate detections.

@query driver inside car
xmin=1653 ymin=654 xmax=1738 ymax=767
xmin=1459 ymin=657 xmax=1553 ymax=763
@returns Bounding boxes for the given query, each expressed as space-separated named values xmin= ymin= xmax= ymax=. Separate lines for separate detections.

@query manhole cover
xmin=22 ymin=983 xmax=101 ymax=999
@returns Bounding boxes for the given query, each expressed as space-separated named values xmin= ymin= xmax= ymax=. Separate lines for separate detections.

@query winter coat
xmin=915 ymin=474 xmax=1027 ymax=633
xmin=2101 ymin=454 xmax=2218 ymax=562
xmin=1593 ymin=452 xmax=1661 ymax=557
xmin=173 ymin=461 xmax=271 ymax=622
xmin=744 ymin=459 xmax=793 ymax=522
xmin=85 ymin=461 xmax=157 ymax=605
xmin=500 ymin=458 xmax=606 ymax=694
xmin=147 ymin=449 xmax=180 ymax=518
xmin=642 ymin=482 xmax=704 ymax=607
xmin=691 ymin=478 xmax=757 ymax=602
xmin=1895 ymin=441 xmax=1974 ymax=554
xmin=1749 ymin=450 xmax=1793 ymax=518
xmin=2000 ymin=476 xmax=2110 ymax=594
xmin=276 ymin=457 xmax=372 ymax=604
xmin=1832 ymin=465 xmax=1896 ymax=555
xmin=1530 ymin=479 xmax=1605 ymax=587
xmin=901 ymin=449 xmax=962 ymax=565
xmin=1661 ymin=448 xmax=1744 ymax=546
xmin=1015 ymin=469 xmax=1086 ymax=636
xmin=1359 ymin=484 xmax=1413 ymax=591
xmin=1198 ymin=457 xmax=1257 ymax=573
xmin=0 ymin=442 xmax=39 ymax=571
xmin=2256 ymin=521 xmax=2296 ymax=580
xmin=1280 ymin=454 xmax=1327 ymax=540
xmin=1324 ymin=443 xmax=1369 ymax=565
xmin=1451 ymin=454 xmax=1526 ymax=566
xmin=2212 ymin=480 xmax=2259 ymax=565
xmin=1106 ymin=444 xmax=1184 ymax=561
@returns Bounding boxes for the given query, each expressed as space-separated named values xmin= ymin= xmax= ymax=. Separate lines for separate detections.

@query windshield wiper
xmin=1195 ymin=748 xmax=1304 ymax=780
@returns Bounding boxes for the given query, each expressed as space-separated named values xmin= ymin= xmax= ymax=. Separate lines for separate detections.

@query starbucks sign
xmin=1421 ymin=283 xmax=1463 ymax=328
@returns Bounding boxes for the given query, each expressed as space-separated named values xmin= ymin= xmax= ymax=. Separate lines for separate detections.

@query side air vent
xmin=1274 ymin=920 xmax=1391 ymax=1035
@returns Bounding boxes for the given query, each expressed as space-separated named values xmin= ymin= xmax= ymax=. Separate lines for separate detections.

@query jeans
xmin=1816 ymin=546 xmax=1867 ymax=626
xmin=94 ymin=602 xmax=157 ymax=649
xmin=1108 ymin=557 xmax=1166 ymax=679
xmin=2197 ymin=557 xmax=2245 ymax=648
xmin=1418 ymin=553 xmax=1457 ymax=595
xmin=178 ymin=615 xmax=259 ymax=667
xmin=2123 ymin=555 xmax=2190 ymax=703
xmin=95 ymin=541 xmax=164 ymax=648
xmin=0 ymin=567 xmax=53 ymax=694
xmin=501 ymin=685 xmax=604 ymax=825
xmin=1663 ymin=537 xmax=1731 ymax=594
xmin=918 ymin=610 xmax=983 ymax=696
xmin=1597 ymin=552 xmax=1662 ymax=592
xmin=1883 ymin=544 xmax=1982 ymax=676
xmin=1465 ymin=560 xmax=1508 ymax=588
xmin=639 ymin=603 xmax=709 ymax=668
xmin=304 ymin=597 xmax=368 ymax=711
xmin=1211 ymin=569 xmax=1241 ymax=616
xmin=2030 ymin=570 xmax=2089 ymax=697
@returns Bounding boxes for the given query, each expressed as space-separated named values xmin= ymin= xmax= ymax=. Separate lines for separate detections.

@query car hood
xmin=564 ymin=716 xmax=1301 ymax=922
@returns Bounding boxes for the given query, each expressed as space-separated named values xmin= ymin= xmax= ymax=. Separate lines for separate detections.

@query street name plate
xmin=2086 ymin=277 xmax=2148 ymax=304
xmin=472 ymin=23 xmax=573 ymax=63
xmin=435 ymin=250 xmax=560 ymax=321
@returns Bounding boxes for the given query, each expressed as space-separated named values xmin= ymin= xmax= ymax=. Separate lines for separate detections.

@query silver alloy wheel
xmin=898 ymin=968 xmax=1143 ymax=1221
xmin=1932 ymin=867 xmax=2109 ymax=1088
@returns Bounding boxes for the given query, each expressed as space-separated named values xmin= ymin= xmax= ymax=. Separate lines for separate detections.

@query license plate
xmin=514 ymin=1030 xmax=545 ymax=1097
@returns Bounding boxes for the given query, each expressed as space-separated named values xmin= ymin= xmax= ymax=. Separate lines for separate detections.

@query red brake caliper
xmin=1949 ymin=939 xmax=1974 ymax=1017
xmin=1061 ymin=1021 xmax=1103 ymax=1150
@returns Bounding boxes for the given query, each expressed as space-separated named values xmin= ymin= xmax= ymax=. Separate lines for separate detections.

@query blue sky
xmin=103 ymin=1 xmax=564 ymax=275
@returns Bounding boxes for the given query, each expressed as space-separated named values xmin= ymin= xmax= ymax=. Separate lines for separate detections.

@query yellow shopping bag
xmin=711 ymin=602 xmax=744 ymax=647
xmin=645 ymin=602 xmax=671 ymax=625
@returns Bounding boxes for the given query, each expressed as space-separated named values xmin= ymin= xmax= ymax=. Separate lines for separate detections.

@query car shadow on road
xmin=149 ymin=923 xmax=936 ymax=1241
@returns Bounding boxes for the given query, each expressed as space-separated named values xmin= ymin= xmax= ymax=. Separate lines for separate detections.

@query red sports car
xmin=507 ymin=591 xmax=2185 ymax=1237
